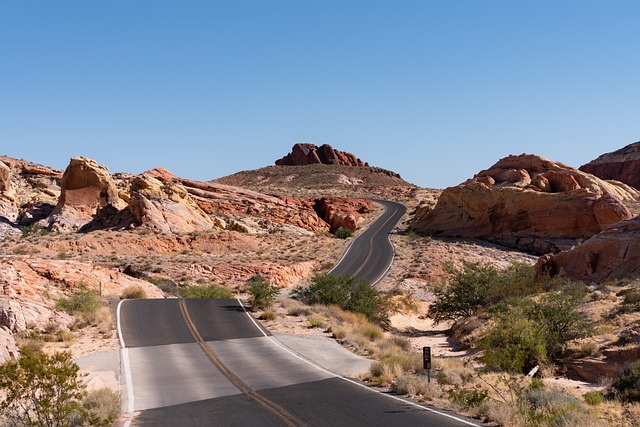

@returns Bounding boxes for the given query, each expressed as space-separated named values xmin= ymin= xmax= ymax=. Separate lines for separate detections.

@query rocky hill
xmin=215 ymin=143 xmax=413 ymax=200
xmin=580 ymin=141 xmax=640 ymax=190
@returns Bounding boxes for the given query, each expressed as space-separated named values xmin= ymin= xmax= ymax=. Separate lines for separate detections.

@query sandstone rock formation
xmin=0 ymin=160 xmax=11 ymax=193
xmin=313 ymin=197 xmax=373 ymax=233
xmin=46 ymin=157 xmax=125 ymax=232
xmin=129 ymin=175 xmax=218 ymax=234
xmin=580 ymin=141 xmax=640 ymax=190
xmin=275 ymin=143 xmax=368 ymax=167
xmin=0 ymin=256 xmax=164 ymax=362
xmin=536 ymin=215 xmax=640 ymax=281
xmin=410 ymin=154 xmax=639 ymax=253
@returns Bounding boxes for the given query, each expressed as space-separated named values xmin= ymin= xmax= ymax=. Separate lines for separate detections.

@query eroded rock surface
xmin=536 ymin=215 xmax=640 ymax=281
xmin=313 ymin=197 xmax=373 ymax=232
xmin=276 ymin=143 xmax=368 ymax=167
xmin=580 ymin=141 xmax=640 ymax=190
xmin=411 ymin=154 xmax=638 ymax=253
xmin=129 ymin=175 xmax=217 ymax=233
xmin=46 ymin=157 xmax=124 ymax=231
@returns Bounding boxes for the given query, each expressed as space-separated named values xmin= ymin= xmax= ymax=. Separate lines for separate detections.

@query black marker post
xmin=423 ymin=346 xmax=431 ymax=383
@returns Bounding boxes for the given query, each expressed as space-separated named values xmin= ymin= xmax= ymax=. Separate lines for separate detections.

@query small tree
xmin=428 ymin=262 xmax=499 ymax=323
xmin=0 ymin=347 xmax=87 ymax=426
xmin=246 ymin=275 xmax=279 ymax=311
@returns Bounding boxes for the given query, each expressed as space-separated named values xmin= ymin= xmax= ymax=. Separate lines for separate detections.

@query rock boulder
xmin=411 ymin=154 xmax=638 ymax=253
xmin=535 ymin=215 xmax=640 ymax=281
xmin=129 ymin=175 xmax=217 ymax=234
xmin=46 ymin=157 xmax=124 ymax=231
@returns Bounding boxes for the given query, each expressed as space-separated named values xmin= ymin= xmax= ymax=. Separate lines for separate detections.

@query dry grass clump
xmin=392 ymin=374 xmax=440 ymax=400
xmin=259 ymin=310 xmax=277 ymax=321
xmin=280 ymin=298 xmax=312 ymax=316
xmin=120 ymin=285 xmax=147 ymax=299
xmin=72 ymin=306 xmax=113 ymax=334
xmin=16 ymin=321 xmax=76 ymax=347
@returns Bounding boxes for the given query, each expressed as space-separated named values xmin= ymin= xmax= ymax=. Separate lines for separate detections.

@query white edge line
xmin=117 ymin=299 xmax=135 ymax=415
xmin=236 ymin=299 xmax=479 ymax=427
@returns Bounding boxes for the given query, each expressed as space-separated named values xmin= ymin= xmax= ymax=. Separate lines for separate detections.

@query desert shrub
xmin=147 ymin=278 xmax=179 ymax=295
xmin=246 ymin=275 xmax=279 ymax=311
xmin=57 ymin=287 xmax=101 ymax=314
xmin=520 ymin=387 xmax=595 ymax=427
xmin=393 ymin=374 xmax=440 ymax=400
xmin=428 ymin=262 xmax=499 ymax=323
xmin=334 ymin=227 xmax=353 ymax=239
xmin=19 ymin=223 xmax=50 ymax=238
xmin=308 ymin=316 xmax=326 ymax=328
xmin=480 ymin=305 xmax=548 ymax=374
xmin=259 ymin=310 xmax=277 ymax=321
xmin=533 ymin=289 xmax=589 ymax=359
xmin=180 ymin=284 xmax=234 ymax=299
xmin=120 ymin=285 xmax=146 ymax=299
xmin=0 ymin=347 xmax=98 ymax=427
xmin=74 ymin=387 xmax=121 ymax=426
xmin=608 ymin=360 xmax=640 ymax=403
xmin=428 ymin=262 xmax=554 ymax=324
xmin=447 ymin=385 xmax=489 ymax=410
xmin=583 ymin=390 xmax=604 ymax=406
xmin=292 ymin=274 xmax=391 ymax=325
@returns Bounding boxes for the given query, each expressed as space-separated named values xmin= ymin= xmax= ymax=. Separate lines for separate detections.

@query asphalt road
xmin=329 ymin=200 xmax=406 ymax=284
xmin=118 ymin=298 xmax=478 ymax=426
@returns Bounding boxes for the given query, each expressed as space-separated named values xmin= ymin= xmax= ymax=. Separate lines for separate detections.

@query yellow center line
xmin=353 ymin=206 xmax=398 ymax=277
xmin=178 ymin=299 xmax=307 ymax=427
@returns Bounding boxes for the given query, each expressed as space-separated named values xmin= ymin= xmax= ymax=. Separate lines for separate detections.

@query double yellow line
xmin=178 ymin=299 xmax=306 ymax=427
xmin=352 ymin=205 xmax=399 ymax=277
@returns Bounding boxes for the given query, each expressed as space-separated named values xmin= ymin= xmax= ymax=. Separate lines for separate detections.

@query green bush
xmin=292 ymin=274 xmax=391 ymax=325
xmin=180 ymin=284 xmax=234 ymax=299
xmin=57 ymin=287 xmax=101 ymax=314
xmin=583 ymin=390 xmax=604 ymax=406
xmin=428 ymin=262 xmax=553 ymax=324
xmin=334 ymin=227 xmax=353 ymax=239
xmin=609 ymin=360 xmax=640 ymax=403
xmin=481 ymin=305 xmax=549 ymax=374
xmin=0 ymin=348 xmax=93 ymax=426
xmin=246 ymin=275 xmax=279 ymax=311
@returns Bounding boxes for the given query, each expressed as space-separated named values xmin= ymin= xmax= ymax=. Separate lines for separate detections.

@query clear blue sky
xmin=1 ymin=1 xmax=638 ymax=188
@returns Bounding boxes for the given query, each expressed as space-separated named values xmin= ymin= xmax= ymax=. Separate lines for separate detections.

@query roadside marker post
xmin=423 ymin=346 xmax=431 ymax=383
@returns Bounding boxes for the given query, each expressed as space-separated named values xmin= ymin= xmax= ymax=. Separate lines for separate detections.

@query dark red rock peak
xmin=275 ymin=143 xmax=368 ymax=167
xmin=580 ymin=141 xmax=640 ymax=190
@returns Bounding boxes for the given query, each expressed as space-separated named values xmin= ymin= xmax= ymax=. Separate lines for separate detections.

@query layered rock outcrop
xmin=313 ymin=197 xmax=373 ymax=232
xmin=129 ymin=175 xmax=218 ymax=233
xmin=46 ymin=157 xmax=125 ymax=231
xmin=275 ymin=143 xmax=368 ymax=167
xmin=0 ymin=161 xmax=10 ymax=193
xmin=536 ymin=215 xmax=640 ymax=281
xmin=580 ymin=141 xmax=640 ymax=190
xmin=411 ymin=154 xmax=639 ymax=253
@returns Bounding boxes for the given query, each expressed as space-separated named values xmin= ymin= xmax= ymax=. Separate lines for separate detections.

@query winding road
xmin=117 ymin=200 xmax=478 ymax=426
xmin=329 ymin=200 xmax=406 ymax=284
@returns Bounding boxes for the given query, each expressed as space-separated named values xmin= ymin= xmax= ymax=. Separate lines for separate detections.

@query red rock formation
xmin=313 ymin=197 xmax=373 ymax=233
xmin=275 ymin=143 xmax=368 ymax=167
xmin=411 ymin=154 xmax=639 ymax=253
xmin=580 ymin=141 xmax=640 ymax=190
xmin=535 ymin=215 xmax=640 ymax=281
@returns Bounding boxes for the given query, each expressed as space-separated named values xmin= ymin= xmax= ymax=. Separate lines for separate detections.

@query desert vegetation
xmin=0 ymin=347 xmax=120 ymax=426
